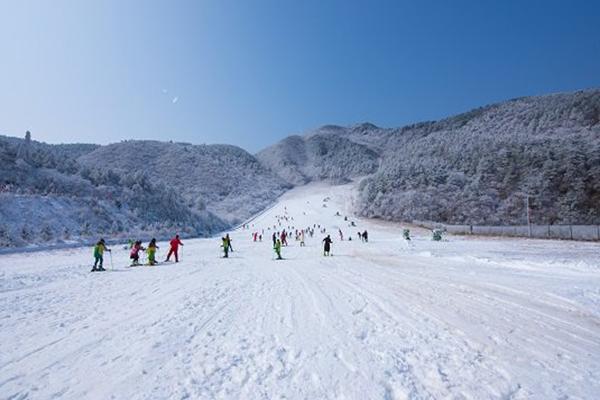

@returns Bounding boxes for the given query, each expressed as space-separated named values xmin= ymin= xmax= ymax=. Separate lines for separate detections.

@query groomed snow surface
xmin=1 ymin=183 xmax=599 ymax=400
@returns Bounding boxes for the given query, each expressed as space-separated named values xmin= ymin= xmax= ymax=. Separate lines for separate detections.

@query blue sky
xmin=1 ymin=0 xmax=599 ymax=152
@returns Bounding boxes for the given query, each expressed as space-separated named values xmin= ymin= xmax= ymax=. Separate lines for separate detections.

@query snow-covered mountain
xmin=256 ymin=130 xmax=380 ymax=185
xmin=2 ymin=88 xmax=599 ymax=249
xmin=259 ymin=89 xmax=600 ymax=225
xmin=77 ymin=140 xmax=290 ymax=224
xmin=0 ymin=136 xmax=287 ymax=248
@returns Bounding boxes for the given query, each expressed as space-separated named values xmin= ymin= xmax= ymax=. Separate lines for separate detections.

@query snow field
xmin=1 ymin=183 xmax=599 ymax=399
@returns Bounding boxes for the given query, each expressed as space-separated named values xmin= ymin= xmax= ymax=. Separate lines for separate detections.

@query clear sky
xmin=1 ymin=0 xmax=599 ymax=152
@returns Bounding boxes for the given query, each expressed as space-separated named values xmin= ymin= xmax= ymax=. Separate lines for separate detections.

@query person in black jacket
xmin=322 ymin=235 xmax=333 ymax=256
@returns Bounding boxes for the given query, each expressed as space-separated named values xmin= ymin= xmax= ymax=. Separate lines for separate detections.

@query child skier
xmin=92 ymin=238 xmax=111 ymax=271
xmin=222 ymin=236 xmax=230 ymax=258
xmin=322 ymin=235 xmax=333 ymax=256
xmin=165 ymin=234 xmax=183 ymax=262
xmin=274 ymin=238 xmax=283 ymax=260
xmin=147 ymin=238 xmax=159 ymax=265
xmin=130 ymin=240 xmax=145 ymax=266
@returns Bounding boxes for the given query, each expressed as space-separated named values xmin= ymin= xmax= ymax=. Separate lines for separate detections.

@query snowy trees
xmin=352 ymin=90 xmax=600 ymax=225
xmin=0 ymin=135 xmax=230 ymax=247
xmin=260 ymin=89 xmax=600 ymax=226
xmin=257 ymin=133 xmax=379 ymax=185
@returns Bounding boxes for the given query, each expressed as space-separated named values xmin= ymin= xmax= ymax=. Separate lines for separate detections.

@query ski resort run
xmin=1 ymin=183 xmax=599 ymax=399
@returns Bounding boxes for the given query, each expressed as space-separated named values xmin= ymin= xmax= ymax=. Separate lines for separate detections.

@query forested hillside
xmin=78 ymin=141 xmax=290 ymax=224
xmin=2 ymin=88 xmax=598 ymax=248
xmin=0 ymin=135 xmax=286 ymax=248
xmin=260 ymin=89 xmax=600 ymax=225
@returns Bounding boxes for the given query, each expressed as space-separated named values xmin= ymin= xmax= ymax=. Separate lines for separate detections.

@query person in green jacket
xmin=92 ymin=238 xmax=111 ymax=272
xmin=147 ymin=238 xmax=159 ymax=265
xmin=222 ymin=236 xmax=230 ymax=258
xmin=274 ymin=238 xmax=283 ymax=260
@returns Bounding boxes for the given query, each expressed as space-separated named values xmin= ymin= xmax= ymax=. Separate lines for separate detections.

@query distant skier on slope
xmin=222 ymin=236 xmax=230 ymax=258
xmin=338 ymin=229 xmax=344 ymax=241
xmin=322 ymin=235 xmax=333 ymax=256
xmin=147 ymin=239 xmax=159 ymax=265
xmin=226 ymin=233 xmax=234 ymax=252
xmin=274 ymin=238 xmax=283 ymax=260
xmin=300 ymin=230 xmax=305 ymax=247
xmin=91 ymin=238 xmax=111 ymax=272
xmin=165 ymin=234 xmax=183 ymax=262
xmin=130 ymin=240 xmax=145 ymax=266
xmin=362 ymin=230 xmax=369 ymax=243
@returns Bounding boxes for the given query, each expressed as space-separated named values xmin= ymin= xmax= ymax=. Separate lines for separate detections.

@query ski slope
xmin=1 ymin=183 xmax=600 ymax=399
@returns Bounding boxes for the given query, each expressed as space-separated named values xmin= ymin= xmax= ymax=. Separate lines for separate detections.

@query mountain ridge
xmin=1 ymin=87 xmax=599 ymax=248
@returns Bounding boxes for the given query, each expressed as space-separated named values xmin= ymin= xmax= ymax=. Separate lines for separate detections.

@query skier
xmin=221 ymin=236 xmax=230 ymax=258
xmin=272 ymin=232 xmax=277 ymax=246
xmin=362 ymin=230 xmax=369 ymax=243
xmin=130 ymin=240 xmax=145 ymax=266
xmin=281 ymin=230 xmax=288 ymax=246
xmin=253 ymin=232 xmax=258 ymax=242
xmin=322 ymin=235 xmax=333 ymax=256
xmin=338 ymin=229 xmax=344 ymax=241
xmin=147 ymin=238 xmax=159 ymax=265
xmin=274 ymin=238 xmax=283 ymax=260
xmin=92 ymin=238 xmax=111 ymax=271
xmin=259 ymin=234 xmax=262 ymax=242
xmin=226 ymin=233 xmax=234 ymax=252
xmin=403 ymin=228 xmax=411 ymax=241
xmin=358 ymin=232 xmax=362 ymax=241
xmin=165 ymin=234 xmax=183 ymax=262
xmin=300 ymin=230 xmax=305 ymax=247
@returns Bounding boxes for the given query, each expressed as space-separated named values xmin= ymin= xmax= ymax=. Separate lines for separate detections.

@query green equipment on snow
xmin=403 ymin=229 xmax=411 ymax=241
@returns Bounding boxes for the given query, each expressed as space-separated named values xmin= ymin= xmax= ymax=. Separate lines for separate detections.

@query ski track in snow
xmin=1 ymin=183 xmax=600 ymax=399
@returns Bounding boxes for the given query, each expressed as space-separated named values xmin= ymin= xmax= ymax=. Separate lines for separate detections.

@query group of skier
xmin=91 ymin=207 xmax=378 ymax=270
xmin=91 ymin=235 xmax=183 ymax=271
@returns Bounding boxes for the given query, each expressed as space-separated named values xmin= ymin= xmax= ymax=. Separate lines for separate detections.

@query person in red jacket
xmin=165 ymin=234 xmax=184 ymax=262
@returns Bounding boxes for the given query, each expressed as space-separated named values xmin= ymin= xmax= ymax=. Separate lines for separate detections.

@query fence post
xmin=570 ymin=225 xmax=573 ymax=241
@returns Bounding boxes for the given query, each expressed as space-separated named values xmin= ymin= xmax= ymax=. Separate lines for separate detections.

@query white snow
xmin=1 ymin=183 xmax=599 ymax=399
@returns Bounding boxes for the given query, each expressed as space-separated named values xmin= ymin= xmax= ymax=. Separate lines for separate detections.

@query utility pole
xmin=526 ymin=195 xmax=532 ymax=238
xmin=517 ymin=192 xmax=533 ymax=238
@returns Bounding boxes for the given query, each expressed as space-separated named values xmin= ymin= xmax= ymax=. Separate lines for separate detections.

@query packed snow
xmin=1 ymin=183 xmax=599 ymax=399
